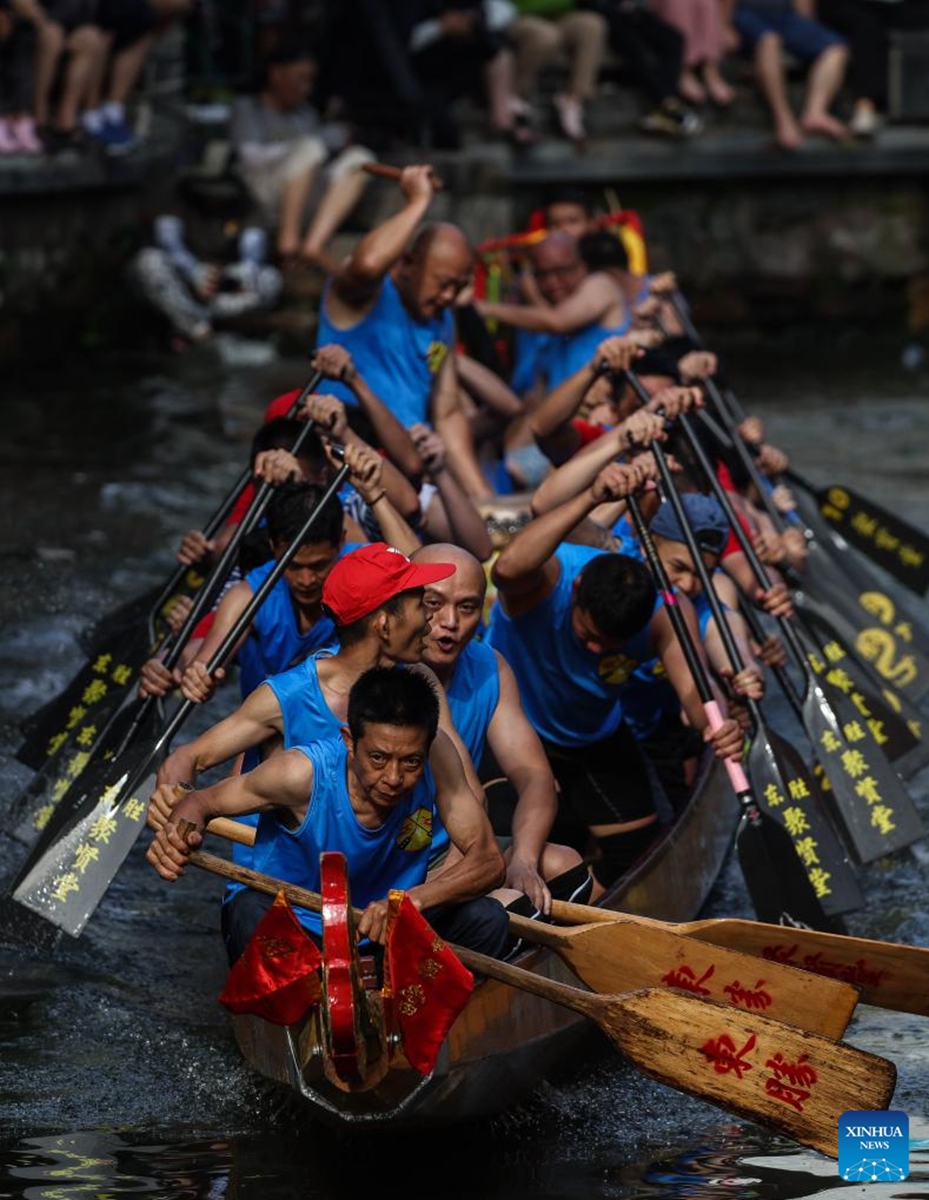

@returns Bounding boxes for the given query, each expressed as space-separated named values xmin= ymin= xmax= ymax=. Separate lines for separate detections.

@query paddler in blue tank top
xmin=411 ymin=544 xmax=590 ymax=917
xmin=314 ymin=164 xmax=490 ymax=501
xmin=149 ymin=542 xmax=486 ymax=821
xmin=622 ymin=493 xmax=770 ymax=808
xmin=474 ymin=232 xmax=632 ymax=392
xmin=147 ymin=667 xmax=508 ymax=963
xmin=486 ymin=457 xmax=744 ymax=899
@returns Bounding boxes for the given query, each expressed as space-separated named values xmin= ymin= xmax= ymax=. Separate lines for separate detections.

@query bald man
xmin=315 ymin=164 xmax=489 ymax=498
xmin=414 ymin=543 xmax=589 ymax=915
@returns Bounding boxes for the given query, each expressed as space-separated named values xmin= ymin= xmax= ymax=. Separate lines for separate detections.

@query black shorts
xmin=43 ymin=0 xmax=98 ymax=32
xmin=640 ymin=719 xmax=705 ymax=813
xmin=541 ymin=720 xmax=656 ymax=843
xmin=97 ymin=0 xmax=155 ymax=47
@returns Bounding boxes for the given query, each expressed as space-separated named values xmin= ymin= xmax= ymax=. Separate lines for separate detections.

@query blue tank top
xmin=265 ymin=650 xmax=343 ymax=749
xmin=316 ymin=275 xmax=454 ymax=430
xmin=612 ymin=513 xmax=640 ymax=559
xmin=430 ymin=639 xmax=500 ymax=861
xmin=486 ymin=543 xmax=657 ymax=748
xmin=537 ymin=316 xmax=632 ymax=390
xmin=225 ymin=738 xmax=436 ymax=936
xmin=622 ymin=589 xmax=724 ymax=742
xmin=237 ymin=545 xmax=362 ymax=699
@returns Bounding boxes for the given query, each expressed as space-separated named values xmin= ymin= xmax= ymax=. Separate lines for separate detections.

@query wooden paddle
xmin=5 ymin=461 xmax=352 ymax=939
xmin=551 ymin=899 xmax=929 ymax=1019
xmin=673 ymin=409 xmax=925 ymax=866
xmin=203 ymin=817 xmax=858 ymax=1037
xmin=640 ymin=424 xmax=862 ymax=923
xmin=184 ymin=848 xmax=895 ymax=1157
xmin=11 ymin=370 xmax=324 ymax=777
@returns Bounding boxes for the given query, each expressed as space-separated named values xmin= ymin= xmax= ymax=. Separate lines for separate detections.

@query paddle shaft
xmin=362 ymin=162 xmax=445 ymax=191
xmin=625 ymin=494 xmax=751 ymax=807
xmin=111 ymin=412 xmax=333 ymax=761
xmin=144 ymin=370 xmax=323 ymax=633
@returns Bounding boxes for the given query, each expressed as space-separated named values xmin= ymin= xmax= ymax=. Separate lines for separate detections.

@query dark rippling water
xmin=1 ymin=334 xmax=928 ymax=1199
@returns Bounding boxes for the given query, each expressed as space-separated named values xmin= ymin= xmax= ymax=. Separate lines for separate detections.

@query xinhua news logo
xmin=838 ymin=1111 xmax=909 ymax=1182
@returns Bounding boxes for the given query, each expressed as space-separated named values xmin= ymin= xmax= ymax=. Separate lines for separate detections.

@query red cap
xmin=322 ymin=543 xmax=455 ymax=626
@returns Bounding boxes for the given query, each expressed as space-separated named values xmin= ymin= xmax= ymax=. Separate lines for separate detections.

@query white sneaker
xmin=850 ymin=107 xmax=881 ymax=138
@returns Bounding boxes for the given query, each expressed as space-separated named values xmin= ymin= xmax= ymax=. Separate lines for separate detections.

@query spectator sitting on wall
xmin=18 ymin=0 xmax=109 ymax=154
xmin=0 ymin=0 xmax=42 ymax=152
xmin=728 ymin=0 xmax=849 ymax=150
xmin=812 ymin=0 xmax=929 ymax=137
xmin=407 ymin=1 xmax=535 ymax=150
xmin=78 ymin=0 xmax=192 ymax=156
xmin=130 ymin=215 xmax=283 ymax=348
xmin=231 ymin=45 xmax=375 ymax=272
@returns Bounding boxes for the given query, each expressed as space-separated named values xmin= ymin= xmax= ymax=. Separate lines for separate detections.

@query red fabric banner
xmin=383 ymin=891 xmax=474 ymax=1074
xmin=219 ymin=890 xmax=322 ymax=1026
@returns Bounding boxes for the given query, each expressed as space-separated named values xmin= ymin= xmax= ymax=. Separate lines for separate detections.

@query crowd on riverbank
xmin=2 ymin=0 xmax=929 ymax=167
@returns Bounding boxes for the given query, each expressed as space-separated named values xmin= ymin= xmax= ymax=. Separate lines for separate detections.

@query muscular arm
xmin=147 ymin=748 xmax=312 ymax=880
xmin=651 ymin=601 xmax=727 ymax=733
xmin=153 ymin=683 xmax=284 ymax=793
xmin=345 ymin=372 xmax=425 ymax=482
xmin=486 ymin=654 xmax=558 ymax=912
xmin=478 ymin=275 xmax=619 ymax=336
xmin=457 ymin=353 xmax=523 ymax=420
xmin=405 ymin=734 xmax=505 ymax=913
xmin=330 ymin=169 xmax=434 ymax=308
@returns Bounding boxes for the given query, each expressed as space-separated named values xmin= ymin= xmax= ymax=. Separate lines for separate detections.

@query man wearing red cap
xmin=149 ymin=543 xmax=483 ymax=824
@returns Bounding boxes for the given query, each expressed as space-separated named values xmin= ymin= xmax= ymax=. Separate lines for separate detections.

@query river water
xmin=1 ymin=333 xmax=928 ymax=1199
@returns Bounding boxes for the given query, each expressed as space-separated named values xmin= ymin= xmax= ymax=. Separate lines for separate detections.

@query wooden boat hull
xmin=231 ymin=753 xmax=737 ymax=1127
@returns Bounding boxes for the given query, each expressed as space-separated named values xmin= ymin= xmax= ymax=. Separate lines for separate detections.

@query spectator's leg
xmin=131 ymin=248 xmax=212 ymax=341
xmin=555 ymin=10 xmax=606 ymax=140
xmin=301 ymin=146 xmax=375 ymax=268
xmin=753 ymin=31 xmax=803 ymax=150
xmin=653 ymin=0 xmax=705 ymax=102
xmin=815 ymin=0 xmax=881 ymax=122
xmin=486 ymin=46 xmax=529 ymax=141
xmin=799 ymin=43 xmax=849 ymax=139
xmin=509 ymin=15 xmax=561 ymax=101
xmin=628 ymin=9 xmax=686 ymax=104
xmin=107 ymin=32 xmax=155 ymax=105
xmin=248 ymin=137 xmax=328 ymax=263
xmin=692 ymin=0 xmax=735 ymax=105
xmin=32 ymin=18 xmax=65 ymax=127
xmin=55 ymin=24 xmax=108 ymax=132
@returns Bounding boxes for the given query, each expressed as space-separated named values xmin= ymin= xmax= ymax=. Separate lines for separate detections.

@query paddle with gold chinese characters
xmin=202 ymin=819 xmax=858 ymax=1039
xmin=674 ymin=408 xmax=925 ymax=866
xmin=551 ymin=900 xmax=929 ymax=1019
xmin=184 ymin=849 xmax=895 ymax=1158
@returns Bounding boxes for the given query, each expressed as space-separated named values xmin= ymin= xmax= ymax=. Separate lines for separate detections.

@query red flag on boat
xmin=383 ymin=891 xmax=474 ymax=1074
xmin=219 ymin=890 xmax=322 ymax=1026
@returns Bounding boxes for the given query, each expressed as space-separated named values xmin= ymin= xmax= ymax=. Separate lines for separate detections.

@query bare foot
xmin=774 ymin=115 xmax=804 ymax=150
xmin=679 ymin=69 xmax=706 ymax=105
xmin=703 ymin=66 xmax=735 ymax=106
xmin=801 ymin=112 xmax=849 ymax=141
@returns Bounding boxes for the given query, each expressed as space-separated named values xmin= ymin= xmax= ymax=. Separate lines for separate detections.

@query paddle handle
xmin=149 ymin=460 xmax=352 ymax=762
xmin=146 ymin=369 xmax=324 ymax=632
xmin=626 ymin=494 xmax=750 ymax=798
xmin=186 ymin=848 xmax=600 ymax=1019
xmin=362 ymin=162 xmax=444 ymax=191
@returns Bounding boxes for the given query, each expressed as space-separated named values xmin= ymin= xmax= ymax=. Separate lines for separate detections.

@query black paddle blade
xmin=806 ymin=481 xmax=929 ymax=596
xmin=8 ymin=739 xmax=157 ymax=938
xmin=794 ymin=626 xmax=925 ymax=864
xmin=4 ymin=697 xmax=158 ymax=850
xmin=734 ymin=798 xmax=839 ymax=930
xmin=761 ymin=728 xmax=864 ymax=917
xmin=14 ymin=625 xmax=152 ymax=771
xmin=791 ymin=595 xmax=928 ymax=775
xmin=802 ymin=539 xmax=929 ymax=706
xmin=792 ymin=487 xmax=929 ymax=667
